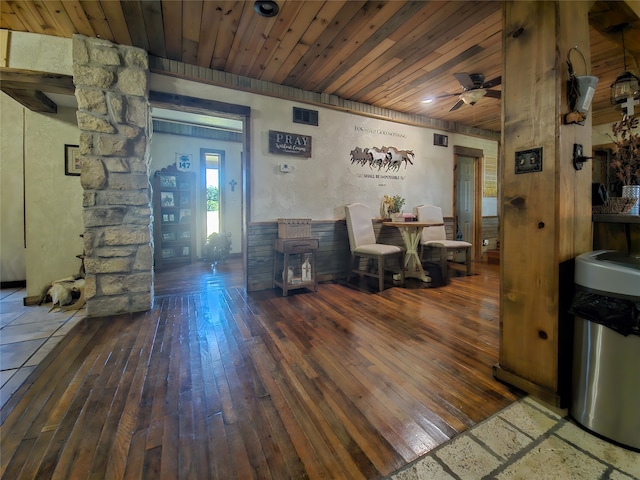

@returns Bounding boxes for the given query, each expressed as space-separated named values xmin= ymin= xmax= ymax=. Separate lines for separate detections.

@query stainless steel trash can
xmin=571 ymin=251 xmax=640 ymax=450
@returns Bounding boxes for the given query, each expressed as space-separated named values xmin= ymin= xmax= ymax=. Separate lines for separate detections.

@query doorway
xmin=453 ymin=146 xmax=483 ymax=260
xmin=149 ymin=91 xmax=250 ymax=287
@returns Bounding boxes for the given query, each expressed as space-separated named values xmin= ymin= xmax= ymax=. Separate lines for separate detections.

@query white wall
xmin=1 ymin=32 xmax=82 ymax=294
xmin=1 ymin=98 xmax=84 ymax=295
xmin=24 ymin=105 xmax=83 ymax=295
xmin=149 ymin=132 xmax=243 ymax=254
xmin=0 ymin=94 xmax=27 ymax=282
xmin=150 ymin=74 xmax=499 ymax=220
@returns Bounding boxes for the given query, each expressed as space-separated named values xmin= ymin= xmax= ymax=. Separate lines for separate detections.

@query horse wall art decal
xmin=349 ymin=146 xmax=415 ymax=172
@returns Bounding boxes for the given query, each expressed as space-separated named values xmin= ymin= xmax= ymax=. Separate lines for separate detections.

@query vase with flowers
xmin=381 ymin=194 xmax=405 ymax=220
xmin=609 ymin=115 xmax=640 ymax=214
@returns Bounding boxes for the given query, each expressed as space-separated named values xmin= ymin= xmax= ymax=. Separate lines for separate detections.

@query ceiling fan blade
xmin=449 ymin=99 xmax=465 ymax=112
xmin=484 ymin=90 xmax=501 ymax=99
xmin=453 ymin=72 xmax=475 ymax=90
xmin=483 ymin=76 xmax=502 ymax=88
xmin=436 ymin=92 xmax=461 ymax=99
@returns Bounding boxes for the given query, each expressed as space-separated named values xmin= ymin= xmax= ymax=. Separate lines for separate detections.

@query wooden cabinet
xmin=273 ymin=238 xmax=318 ymax=296
xmin=153 ymin=164 xmax=196 ymax=269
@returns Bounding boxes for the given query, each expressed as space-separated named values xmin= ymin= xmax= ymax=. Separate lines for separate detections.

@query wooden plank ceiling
xmin=1 ymin=0 xmax=639 ymax=132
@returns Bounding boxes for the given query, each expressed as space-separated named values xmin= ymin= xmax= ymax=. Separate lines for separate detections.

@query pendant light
xmin=610 ymin=24 xmax=640 ymax=105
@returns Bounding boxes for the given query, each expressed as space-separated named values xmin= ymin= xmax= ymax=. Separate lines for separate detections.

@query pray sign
xmin=269 ymin=130 xmax=312 ymax=158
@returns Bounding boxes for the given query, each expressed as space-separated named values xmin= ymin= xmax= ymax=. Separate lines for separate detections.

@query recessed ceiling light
xmin=254 ymin=1 xmax=279 ymax=17
xmin=422 ymin=98 xmax=434 ymax=104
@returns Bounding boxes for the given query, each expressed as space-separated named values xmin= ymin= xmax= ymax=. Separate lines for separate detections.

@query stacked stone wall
xmin=73 ymin=35 xmax=153 ymax=316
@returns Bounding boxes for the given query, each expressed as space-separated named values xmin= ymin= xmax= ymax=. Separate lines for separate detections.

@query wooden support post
xmin=495 ymin=1 xmax=594 ymax=407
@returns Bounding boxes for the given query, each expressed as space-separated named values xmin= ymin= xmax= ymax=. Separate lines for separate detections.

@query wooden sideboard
xmin=592 ymin=214 xmax=640 ymax=255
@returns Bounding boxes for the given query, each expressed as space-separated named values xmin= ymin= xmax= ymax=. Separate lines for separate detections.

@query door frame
xmin=149 ymin=91 xmax=251 ymax=287
xmin=453 ymin=145 xmax=483 ymax=261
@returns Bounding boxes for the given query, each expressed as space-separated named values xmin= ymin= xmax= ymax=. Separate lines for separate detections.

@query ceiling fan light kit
xmin=459 ymin=89 xmax=486 ymax=106
xmin=444 ymin=72 xmax=502 ymax=111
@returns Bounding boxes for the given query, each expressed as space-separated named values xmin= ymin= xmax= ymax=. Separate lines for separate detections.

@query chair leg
xmin=377 ymin=256 xmax=385 ymax=291
xmin=465 ymin=247 xmax=471 ymax=275
xmin=397 ymin=253 xmax=405 ymax=285
xmin=440 ymin=248 xmax=448 ymax=279
xmin=348 ymin=254 xmax=357 ymax=281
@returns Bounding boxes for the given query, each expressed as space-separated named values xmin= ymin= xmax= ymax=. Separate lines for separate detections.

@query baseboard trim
xmin=1 ymin=280 xmax=26 ymax=289
xmin=493 ymin=364 xmax=561 ymax=408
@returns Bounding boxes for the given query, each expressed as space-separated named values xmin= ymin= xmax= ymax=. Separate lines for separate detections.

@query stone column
xmin=72 ymin=35 xmax=153 ymax=316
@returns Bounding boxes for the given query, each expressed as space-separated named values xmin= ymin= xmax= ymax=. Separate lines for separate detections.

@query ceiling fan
xmin=442 ymin=73 xmax=502 ymax=111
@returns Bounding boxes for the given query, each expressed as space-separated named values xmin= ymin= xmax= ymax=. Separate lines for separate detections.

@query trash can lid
xmin=575 ymin=251 xmax=640 ymax=297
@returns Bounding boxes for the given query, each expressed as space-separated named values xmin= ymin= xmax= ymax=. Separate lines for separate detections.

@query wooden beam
xmin=1 ymin=87 xmax=57 ymax=112
xmin=0 ymin=29 xmax=8 ymax=67
xmin=0 ymin=67 xmax=74 ymax=94
xmin=497 ymin=1 xmax=593 ymax=407
xmin=149 ymin=90 xmax=251 ymax=117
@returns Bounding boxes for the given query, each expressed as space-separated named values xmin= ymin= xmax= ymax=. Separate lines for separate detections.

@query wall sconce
xmin=610 ymin=24 xmax=640 ymax=110
xmin=564 ymin=47 xmax=598 ymax=125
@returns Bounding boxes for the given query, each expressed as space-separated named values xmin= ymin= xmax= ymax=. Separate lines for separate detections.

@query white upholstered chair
xmin=345 ymin=203 xmax=405 ymax=291
xmin=416 ymin=204 xmax=472 ymax=278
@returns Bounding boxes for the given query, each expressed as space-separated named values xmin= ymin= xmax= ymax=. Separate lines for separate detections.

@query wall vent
xmin=433 ymin=133 xmax=448 ymax=147
xmin=293 ymin=107 xmax=318 ymax=126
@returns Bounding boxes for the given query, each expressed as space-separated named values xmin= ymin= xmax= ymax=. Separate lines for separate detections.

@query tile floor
xmin=0 ymin=287 xmax=85 ymax=409
xmin=389 ymin=396 xmax=640 ymax=480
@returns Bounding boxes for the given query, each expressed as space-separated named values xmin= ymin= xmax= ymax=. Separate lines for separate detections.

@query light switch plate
xmin=515 ymin=147 xmax=543 ymax=174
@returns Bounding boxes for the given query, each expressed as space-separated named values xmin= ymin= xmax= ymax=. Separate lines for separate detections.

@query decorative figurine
xmin=302 ymin=258 xmax=311 ymax=282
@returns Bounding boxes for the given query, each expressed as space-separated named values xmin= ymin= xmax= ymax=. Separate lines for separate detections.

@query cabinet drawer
xmin=275 ymin=238 xmax=319 ymax=252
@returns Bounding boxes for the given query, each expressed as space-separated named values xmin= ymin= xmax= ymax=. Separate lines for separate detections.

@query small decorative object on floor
xmin=205 ymin=232 xmax=232 ymax=270
xmin=301 ymin=257 xmax=312 ymax=282
xmin=286 ymin=266 xmax=294 ymax=283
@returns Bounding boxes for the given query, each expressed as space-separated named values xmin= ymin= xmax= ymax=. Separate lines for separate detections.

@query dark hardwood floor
xmin=1 ymin=258 xmax=522 ymax=479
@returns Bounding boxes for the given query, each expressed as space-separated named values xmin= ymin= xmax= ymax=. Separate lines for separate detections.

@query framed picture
xmin=180 ymin=209 xmax=191 ymax=223
xmin=162 ymin=232 xmax=176 ymax=241
xmin=160 ymin=175 xmax=177 ymax=188
xmin=180 ymin=195 xmax=190 ymax=207
xmin=161 ymin=248 xmax=174 ymax=258
xmin=179 ymin=230 xmax=191 ymax=239
xmin=65 ymin=144 xmax=81 ymax=176
xmin=161 ymin=191 xmax=175 ymax=207
xmin=182 ymin=246 xmax=190 ymax=256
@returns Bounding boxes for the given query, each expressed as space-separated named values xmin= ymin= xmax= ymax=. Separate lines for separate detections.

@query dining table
xmin=382 ymin=220 xmax=444 ymax=283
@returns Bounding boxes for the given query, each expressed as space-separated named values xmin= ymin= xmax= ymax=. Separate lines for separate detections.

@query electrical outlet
xmin=279 ymin=164 xmax=295 ymax=173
